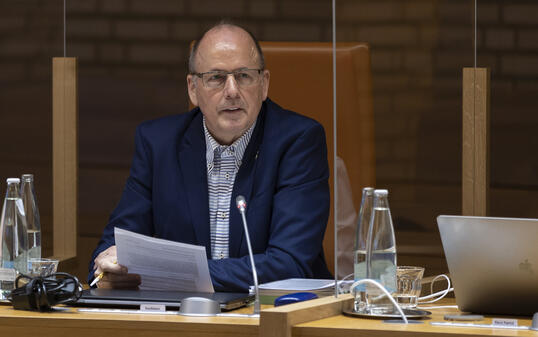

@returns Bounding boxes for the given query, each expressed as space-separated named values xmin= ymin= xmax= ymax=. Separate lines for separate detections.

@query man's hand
xmin=93 ymin=245 xmax=141 ymax=289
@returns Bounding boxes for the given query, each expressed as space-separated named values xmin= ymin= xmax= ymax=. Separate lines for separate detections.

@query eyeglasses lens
xmin=202 ymin=70 xmax=259 ymax=88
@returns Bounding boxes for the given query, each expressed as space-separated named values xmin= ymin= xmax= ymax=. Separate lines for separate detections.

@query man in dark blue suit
xmin=90 ymin=23 xmax=331 ymax=292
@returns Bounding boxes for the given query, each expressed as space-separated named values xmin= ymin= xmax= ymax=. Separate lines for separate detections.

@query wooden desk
xmin=0 ymin=298 xmax=536 ymax=337
xmin=0 ymin=303 xmax=259 ymax=337
xmin=293 ymin=300 xmax=537 ymax=337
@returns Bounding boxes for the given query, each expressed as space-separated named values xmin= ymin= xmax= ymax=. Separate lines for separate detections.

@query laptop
xmin=74 ymin=289 xmax=253 ymax=311
xmin=437 ymin=215 xmax=538 ymax=316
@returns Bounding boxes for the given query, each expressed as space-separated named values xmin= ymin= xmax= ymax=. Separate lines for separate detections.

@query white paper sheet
xmin=259 ymin=278 xmax=339 ymax=291
xmin=114 ymin=228 xmax=214 ymax=293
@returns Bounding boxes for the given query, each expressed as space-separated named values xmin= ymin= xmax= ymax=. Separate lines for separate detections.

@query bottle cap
xmin=6 ymin=178 xmax=20 ymax=184
xmin=374 ymin=189 xmax=388 ymax=195
xmin=22 ymin=174 xmax=34 ymax=181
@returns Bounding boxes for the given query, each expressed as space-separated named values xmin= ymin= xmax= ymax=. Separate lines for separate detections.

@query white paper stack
xmin=251 ymin=278 xmax=352 ymax=297
xmin=115 ymin=227 xmax=214 ymax=293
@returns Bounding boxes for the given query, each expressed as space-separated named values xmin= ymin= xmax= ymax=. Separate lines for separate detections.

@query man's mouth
xmin=221 ymin=107 xmax=243 ymax=113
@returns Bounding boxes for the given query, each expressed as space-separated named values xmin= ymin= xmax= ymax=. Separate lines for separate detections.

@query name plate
xmin=140 ymin=303 xmax=166 ymax=312
xmin=492 ymin=318 xmax=518 ymax=327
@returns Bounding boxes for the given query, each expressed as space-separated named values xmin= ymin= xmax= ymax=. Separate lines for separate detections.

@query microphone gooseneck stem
xmin=239 ymin=209 xmax=260 ymax=314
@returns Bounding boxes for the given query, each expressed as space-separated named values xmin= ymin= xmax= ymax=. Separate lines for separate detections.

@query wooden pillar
xmin=260 ymin=295 xmax=353 ymax=337
xmin=52 ymin=57 xmax=78 ymax=261
xmin=462 ymin=67 xmax=490 ymax=216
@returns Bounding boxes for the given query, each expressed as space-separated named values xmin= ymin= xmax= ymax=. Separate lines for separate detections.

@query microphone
xmin=235 ymin=195 xmax=260 ymax=315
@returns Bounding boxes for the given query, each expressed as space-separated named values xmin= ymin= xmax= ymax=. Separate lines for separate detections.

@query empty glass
xmin=28 ymin=258 xmax=59 ymax=277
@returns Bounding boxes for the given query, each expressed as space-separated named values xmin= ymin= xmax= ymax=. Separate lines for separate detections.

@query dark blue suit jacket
xmin=89 ymin=99 xmax=332 ymax=292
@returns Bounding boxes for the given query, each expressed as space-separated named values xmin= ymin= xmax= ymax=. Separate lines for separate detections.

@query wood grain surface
xmin=0 ymin=302 xmax=259 ymax=337
xmin=1 ymin=297 xmax=534 ymax=337
xmin=293 ymin=299 xmax=535 ymax=337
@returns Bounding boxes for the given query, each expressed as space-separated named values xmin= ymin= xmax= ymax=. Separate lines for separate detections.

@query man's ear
xmin=187 ymin=74 xmax=199 ymax=107
xmin=261 ymin=69 xmax=270 ymax=101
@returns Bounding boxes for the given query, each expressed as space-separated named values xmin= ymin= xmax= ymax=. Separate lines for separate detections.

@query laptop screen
xmin=437 ymin=215 xmax=538 ymax=316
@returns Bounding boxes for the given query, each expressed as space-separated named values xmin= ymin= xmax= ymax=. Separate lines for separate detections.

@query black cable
xmin=8 ymin=272 xmax=83 ymax=311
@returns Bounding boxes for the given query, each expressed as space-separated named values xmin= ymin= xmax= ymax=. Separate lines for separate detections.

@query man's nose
xmin=223 ymin=74 xmax=240 ymax=98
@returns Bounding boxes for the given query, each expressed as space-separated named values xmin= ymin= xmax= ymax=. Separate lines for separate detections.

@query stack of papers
xmin=251 ymin=278 xmax=352 ymax=298
xmin=115 ymin=228 xmax=214 ymax=293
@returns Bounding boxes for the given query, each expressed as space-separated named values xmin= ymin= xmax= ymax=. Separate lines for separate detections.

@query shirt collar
xmin=203 ymin=117 xmax=256 ymax=173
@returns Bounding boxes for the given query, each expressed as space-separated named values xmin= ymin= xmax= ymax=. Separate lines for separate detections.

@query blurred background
xmin=0 ymin=0 xmax=536 ymax=281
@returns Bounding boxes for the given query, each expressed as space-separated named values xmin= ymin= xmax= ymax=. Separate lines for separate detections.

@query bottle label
xmin=0 ymin=268 xmax=16 ymax=282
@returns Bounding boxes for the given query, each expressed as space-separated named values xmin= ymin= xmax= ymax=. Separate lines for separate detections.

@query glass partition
xmin=334 ymin=0 xmax=475 ymax=279
xmin=477 ymin=1 xmax=538 ymax=218
xmin=7 ymin=0 xmax=523 ymax=284
xmin=0 ymin=0 xmax=64 ymax=257
xmin=68 ymin=0 xmax=333 ymax=279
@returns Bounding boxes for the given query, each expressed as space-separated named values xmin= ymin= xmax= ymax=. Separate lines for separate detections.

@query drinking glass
xmin=28 ymin=258 xmax=59 ymax=277
xmin=395 ymin=266 xmax=424 ymax=309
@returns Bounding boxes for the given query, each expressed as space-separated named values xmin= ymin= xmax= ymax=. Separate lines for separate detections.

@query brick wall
xmin=0 ymin=0 xmax=536 ymax=279
xmin=477 ymin=1 xmax=538 ymax=199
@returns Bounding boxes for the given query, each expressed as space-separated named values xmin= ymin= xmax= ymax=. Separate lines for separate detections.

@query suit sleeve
xmin=87 ymin=125 xmax=155 ymax=282
xmin=208 ymin=122 xmax=330 ymax=292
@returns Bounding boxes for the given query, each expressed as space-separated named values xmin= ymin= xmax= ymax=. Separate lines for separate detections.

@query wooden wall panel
xmin=462 ymin=68 xmax=490 ymax=216
xmin=52 ymin=57 xmax=78 ymax=261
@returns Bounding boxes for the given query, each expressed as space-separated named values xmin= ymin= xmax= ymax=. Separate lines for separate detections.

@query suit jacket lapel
xmin=177 ymin=111 xmax=212 ymax=258
xmin=229 ymin=104 xmax=266 ymax=257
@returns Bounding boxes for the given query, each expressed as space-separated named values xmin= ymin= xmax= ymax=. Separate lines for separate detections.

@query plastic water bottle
xmin=364 ymin=189 xmax=397 ymax=314
xmin=353 ymin=187 xmax=374 ymax=311
xmin=0 ymin=178 xmax=28 ymax=299
xmin=20 ymin=174 xmax=41 ymax=260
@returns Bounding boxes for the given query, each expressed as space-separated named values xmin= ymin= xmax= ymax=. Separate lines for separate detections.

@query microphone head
xmin=236 ymin=195 xmax=247 ymax=212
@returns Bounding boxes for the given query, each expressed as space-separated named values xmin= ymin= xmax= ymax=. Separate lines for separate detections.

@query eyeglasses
xmin=192 ymin=69 xmax=263 ymax=89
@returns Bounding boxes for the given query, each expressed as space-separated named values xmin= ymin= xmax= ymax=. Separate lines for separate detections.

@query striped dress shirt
xmin=203 ymin=118 xmax=256 ymax=260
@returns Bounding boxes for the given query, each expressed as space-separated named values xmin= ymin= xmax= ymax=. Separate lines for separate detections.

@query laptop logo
xmin=519 ymin=259 xmax=534 ymax=275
